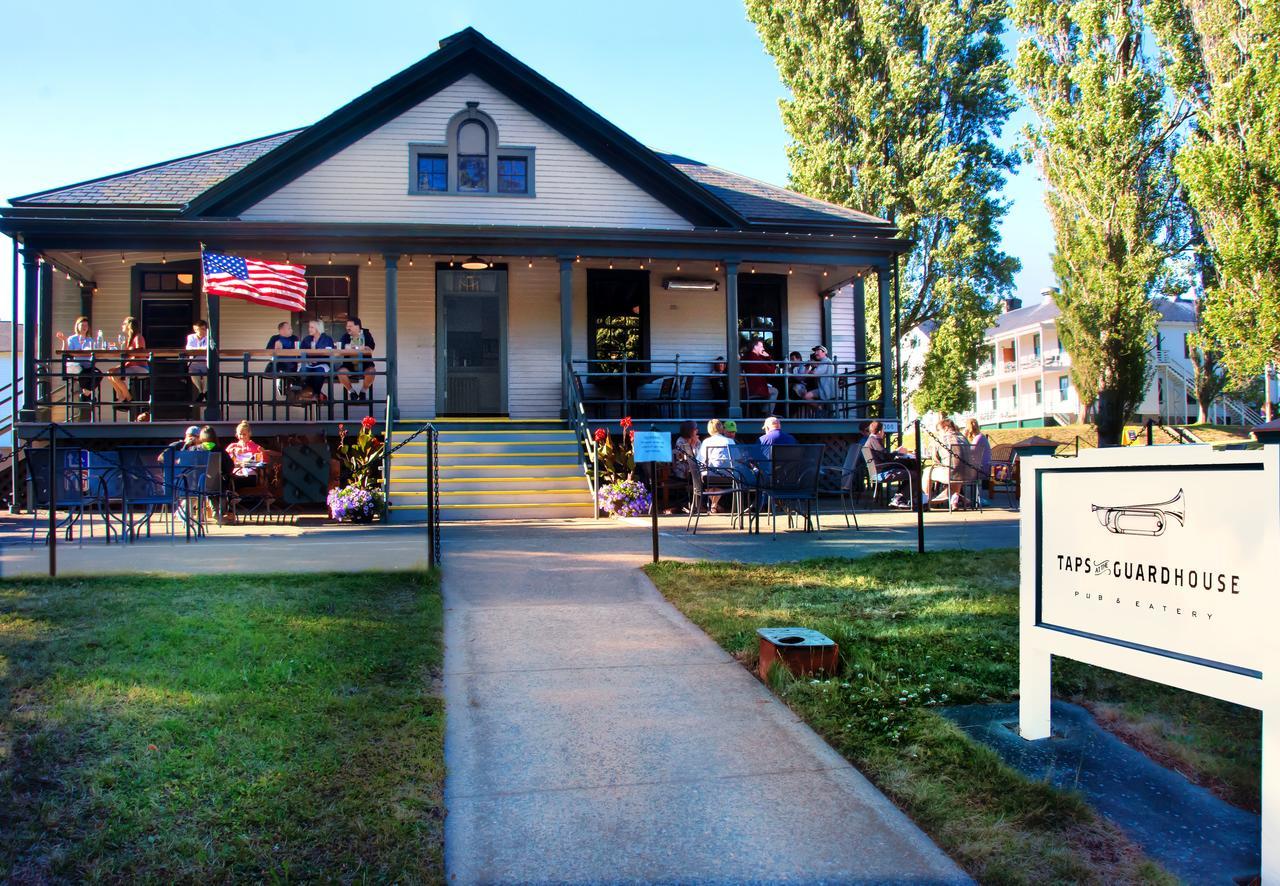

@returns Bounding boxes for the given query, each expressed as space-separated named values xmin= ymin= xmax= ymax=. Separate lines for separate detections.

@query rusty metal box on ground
xmin=757 ymin=627 xmax=839 ymax=679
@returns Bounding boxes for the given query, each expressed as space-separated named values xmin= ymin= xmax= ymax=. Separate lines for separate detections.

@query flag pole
xmin=200 ymin=244 xmax=221 ymax=422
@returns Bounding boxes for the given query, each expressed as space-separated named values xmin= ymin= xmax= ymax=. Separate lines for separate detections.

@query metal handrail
xmin=566 ymin=359 xmax=600 ymax=518
xmin=568 ymin=355 xmax=882 ymax=420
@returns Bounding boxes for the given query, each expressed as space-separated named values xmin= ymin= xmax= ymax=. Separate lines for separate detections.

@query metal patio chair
xmin=25 ymin=446 xmax=98 ymax=545
xmin=761 ymin=444 xmax=825 ymax=537
xmin=117 ymin=446 xmax=177 ymax=541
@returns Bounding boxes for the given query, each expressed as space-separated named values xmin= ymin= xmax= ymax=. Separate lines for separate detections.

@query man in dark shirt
xmin=265 ymin=321 xmax=299 ymax=396
xmin=338 ymin=316 xmax=377 ymax=400
xmin=758 ymin=415 xmax=797 ymax=450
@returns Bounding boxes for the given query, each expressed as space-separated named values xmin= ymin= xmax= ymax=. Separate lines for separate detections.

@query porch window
xmin=737 ymin=274 xmax=786 ymax=356
xmin=587 ymin=269 xmax=649 ymax=373
xmin=1034 ymin=379 xmax=1042 ymax=404
xmin=1059 ymin=375 xmax=1069 ymax=401
xmin=299 ymin=267 xmax=358 ymax=338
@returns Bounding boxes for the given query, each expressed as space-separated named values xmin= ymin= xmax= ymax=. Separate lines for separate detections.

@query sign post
xmin=631 ymin=429 xmax=673 ymax=564
xmin=1019 ymin=445 xmax=1278 ymax=878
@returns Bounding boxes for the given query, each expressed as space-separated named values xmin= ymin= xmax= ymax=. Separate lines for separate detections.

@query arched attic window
xmin=409 ymin=102 xmax=535 ymax=196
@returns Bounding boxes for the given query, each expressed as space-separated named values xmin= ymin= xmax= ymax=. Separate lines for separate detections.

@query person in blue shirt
xmin=265 ymin=321 xmax=300 ymax=397
xmin=337 ymin=316 xmax=377 ymax=400
xmin=758 ymin=415 xmax=797 ymax=449
xmin=62 ymin=315 xmax=101 ymax=401
xmin=298 ymin=319 xmax=335 ymax=400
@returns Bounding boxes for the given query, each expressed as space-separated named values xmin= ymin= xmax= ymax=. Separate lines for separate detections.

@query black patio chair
xmin=173 ymin=449 xmax=213 ymax=540
xmin=117 ymin=446 xmax=177 ymax=541
xmin=819 ymin=440 xmax=863 ymax=529
xmin=762 ymin=444 xmax=824 ymax=537
xmin=24 ymin=446 xmax=101 ymax=544
xmin=686 ymin=450 xmax=750 ymax=535
xmin=863 ymin=445 xmax=916 ymax=509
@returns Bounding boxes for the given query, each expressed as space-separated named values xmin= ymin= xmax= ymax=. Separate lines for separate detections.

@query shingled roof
xmin=11 ymin=133 xmax=888 ymax=231
xmin=10 ymin=130 xmax=303 ymax=207
xmin=659 ymin=154 xmax=891 ymax=228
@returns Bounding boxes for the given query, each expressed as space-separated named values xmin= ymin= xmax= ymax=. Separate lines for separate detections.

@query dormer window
xmin=409 ymin=103 xmax=535 ymax=197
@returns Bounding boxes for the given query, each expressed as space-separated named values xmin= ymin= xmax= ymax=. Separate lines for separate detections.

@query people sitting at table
xmin=697 ymin=418 xmax=736 ymax=512
xmin=107 ymin=316 xmax=147 ymax=408
xmin=803 ymin=345 xmax=836 ymax=413
xmin=758 ymin=415 xmax=797 ymax=450
xmin=159 ymin=424 xmax=203 ymax=462
xmin=964 ymin=417 xmax=992 ymax=505
xmin=924 ymin=417 xmax=972 ymax=509
xmin=298 ymin=320 xmax=335 ymax=400
xmin=863 ymin=419 xmax=921 ymax=508
xmin=740 ymin=338 xmax=778 ymax=416
xmin=186 ymin=319 xmax=209 ymax=403
xmin=226 ymin=420 xmax=266 ymax=489
xmin=62 ymin=315 xmax=100 ymax=402
xmin=666 ymin=420 xmax=700 ymax=515
xmin=337 ymin=316 xmax=377 ymax=400
xmin=266 ymin=321 xmax=300 ymax=397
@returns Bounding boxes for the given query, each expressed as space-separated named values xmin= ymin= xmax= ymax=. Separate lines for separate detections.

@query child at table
xmin=226 ymin=420 xmax=265 ymax=484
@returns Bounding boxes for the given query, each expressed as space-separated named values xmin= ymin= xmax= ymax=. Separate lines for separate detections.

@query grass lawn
xmin=0 ymin=570 xmax=444 ymax=883
xmin=647 ymin=550 xmax=1260 ymax=885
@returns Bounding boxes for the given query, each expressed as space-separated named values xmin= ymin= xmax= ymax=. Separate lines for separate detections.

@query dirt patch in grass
xmin=647 ymin=550 xmax=1257 ymax=884
xmin=0 ymin=569 xmax=444 ymax=883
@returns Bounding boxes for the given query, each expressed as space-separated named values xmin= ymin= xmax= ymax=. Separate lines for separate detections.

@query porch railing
xmin=569 ymin=355 xmax=882 ymax=422
xmin=566 ymin=359 xmax=601 ymax=518
xmin=34 ymin=350 xmax=388 ymax=424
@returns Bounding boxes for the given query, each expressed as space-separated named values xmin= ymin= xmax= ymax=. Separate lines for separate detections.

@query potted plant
xmin=328 ymin=415 xmax=386 ymax=522
xmin=591 ymin=417 xmax=651 ymax=517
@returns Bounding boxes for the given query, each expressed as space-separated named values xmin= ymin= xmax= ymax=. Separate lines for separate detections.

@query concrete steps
xmin=387 ymin=419 xmax=592 ymax=521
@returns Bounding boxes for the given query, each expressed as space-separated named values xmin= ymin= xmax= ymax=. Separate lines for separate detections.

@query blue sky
xmin=0 ymin=0 xmax=1054 ymax=320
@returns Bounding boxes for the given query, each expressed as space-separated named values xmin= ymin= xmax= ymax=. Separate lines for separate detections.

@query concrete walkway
xmin=0 ymin=509 xmax=1017 ymax=577
xmin=443 ymin=522 xmax=971 ymax=884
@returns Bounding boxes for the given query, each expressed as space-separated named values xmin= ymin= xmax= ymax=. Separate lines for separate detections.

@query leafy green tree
xmin=1150 ymin=0 xmax=1280 ymax=386
xmin=747 ymin=0 xmax=1019 ymax=415
xmin=1013 ymin=0 xmax=1189 ymax=445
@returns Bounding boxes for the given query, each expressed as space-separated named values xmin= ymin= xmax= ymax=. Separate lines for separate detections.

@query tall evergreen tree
xmin=1013 ymin=0 xmax=1190 ymax=445
xmin=747 ymin=0 xmax=1020 ymax=416
xmin=1150 ymin=0 xmax=1280 ymax=387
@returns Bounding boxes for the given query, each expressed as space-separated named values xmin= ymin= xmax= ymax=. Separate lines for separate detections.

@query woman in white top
xmin=695 ymin=418 xmax=737 ymax=513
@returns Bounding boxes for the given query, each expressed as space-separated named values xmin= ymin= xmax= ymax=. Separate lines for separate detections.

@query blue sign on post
xmin=632 ymin=431 xmax=672 ymax=464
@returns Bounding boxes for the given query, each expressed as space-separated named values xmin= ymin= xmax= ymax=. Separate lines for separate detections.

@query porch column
xmin=205 ymin=287 xmax=221 ymax=421
xmin=724 ymin=261 xmax=741 ymax=419
xmin=559 ymin=258 xmax=573 ymax=418
xmin=37 ymin=259 xmax=53 ymax=377
xmin=852 ymin=276 xmax=867 ymax=409
xmin=21 ymin=249 xmax=38 ymax=418
xmin=820 ymin=290 xmax=833 ymax=350
xmin=383 ymin=254 xmax=400 ymax=421
xmin=878 ymin=268 xmax=896 ymax=418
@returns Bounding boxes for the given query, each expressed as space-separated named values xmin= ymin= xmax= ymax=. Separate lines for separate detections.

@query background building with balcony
xmin=900 ymin=291 xmax=1263 ymax=429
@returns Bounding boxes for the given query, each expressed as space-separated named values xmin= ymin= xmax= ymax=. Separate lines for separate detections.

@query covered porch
xmin=4 ymin=223 xmax=906 ymax=441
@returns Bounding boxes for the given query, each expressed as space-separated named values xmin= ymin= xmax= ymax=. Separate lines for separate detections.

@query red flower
xmin=628 ymin=429 xmax=635 ymax=442
xmin=593 ymin=428 xmax=607 ymax=443
xmin=361 ymin=415 xmax=377 ymax=432
xmin=338 ymin=425 xmax=348 ymax=441
xmin=620 ymin=416 xmax=633 ymax=429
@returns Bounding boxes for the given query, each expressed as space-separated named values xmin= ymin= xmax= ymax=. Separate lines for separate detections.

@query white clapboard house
xmin=1 ymin=28 xmax=907 ymax=519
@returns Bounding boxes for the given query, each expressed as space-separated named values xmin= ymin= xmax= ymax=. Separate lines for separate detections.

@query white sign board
xmin=631 ymin=431 xmax=672 ymax=464
xmin=1020 ymin=444 xmax=1278 ymax=878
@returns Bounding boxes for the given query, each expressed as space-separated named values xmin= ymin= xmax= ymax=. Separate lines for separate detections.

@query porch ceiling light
xmin=460 ymin=254 xmax=489 ymax=270
xmin=662 ymin=277 xmax=719 ymax=291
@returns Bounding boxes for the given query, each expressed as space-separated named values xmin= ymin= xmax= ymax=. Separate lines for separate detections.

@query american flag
xmin=201 ymin=251 xmax=308 ymax=312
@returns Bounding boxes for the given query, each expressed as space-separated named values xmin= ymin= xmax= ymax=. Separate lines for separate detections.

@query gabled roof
xmin=7 ymin=28 xmax=896 ymax=236
xmin=988 ymin=299 xmax=1062 ymax=335
xmin=183 ymin=28 xmax=743 ymax=226
xmin=988 ymin=296 xmax=1198 ymax=336
xmin=10 ymin=130 xmax=301 ymax=208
